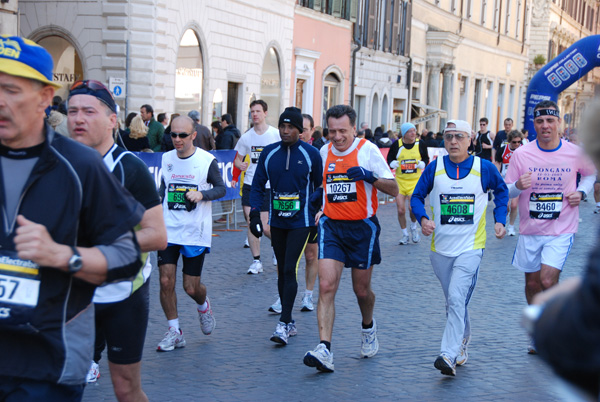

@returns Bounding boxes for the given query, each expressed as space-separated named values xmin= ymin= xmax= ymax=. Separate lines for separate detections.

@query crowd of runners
xmin=1 ymin=36 xmax=598 ymax=402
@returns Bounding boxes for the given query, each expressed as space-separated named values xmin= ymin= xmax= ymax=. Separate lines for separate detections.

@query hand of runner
xmin=516 ymin=172 xmax=532 ymax=190
xmin=565 ymin=191 xmax=582 ymax=207
xmin=14 ymin=215 xmax=68 ymax=268
xmin=494 ymin=222 xmax=506 ymax=239
xmin=186 ymin=190 xmax=203 ymax=203
xmin=239 ymin=162 xmax=249 ymax=171
xmin=347 ymin=166 xmax=376 ymax=184
xmin=390 ymin=160 xmax=399 ymax=169
xmin=315 ymin=210 xmax=323 ymax=225
xmin=421 ymin=218 xmax=435 ymax=236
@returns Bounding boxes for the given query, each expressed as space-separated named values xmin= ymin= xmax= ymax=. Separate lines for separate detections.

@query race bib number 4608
xmin=439 ymin=193 xmax=475 ymax=224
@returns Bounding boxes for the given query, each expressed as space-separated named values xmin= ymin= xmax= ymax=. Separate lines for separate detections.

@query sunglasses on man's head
xmin=71 ymin=80 xmax=110 ymax=93
xmin=170 ymin=132 xmax=191 ymax=139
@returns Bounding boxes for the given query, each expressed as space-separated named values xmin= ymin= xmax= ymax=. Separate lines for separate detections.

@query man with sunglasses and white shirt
xmin=156 ymin=116 xmax=226 ymax=352
xmin=411 ymin=120 xmax=508 ymax=376
xmin=495 ymin=130 xmax=524 ymax=236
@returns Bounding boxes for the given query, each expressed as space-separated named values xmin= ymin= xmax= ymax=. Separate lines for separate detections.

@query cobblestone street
xmin=84 ymin=198 xmax=598 ymax=401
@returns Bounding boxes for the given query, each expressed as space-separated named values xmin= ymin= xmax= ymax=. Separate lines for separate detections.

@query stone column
xmin=426 ymin=61 xmax=442 ymax=131
xmin=440 ymin=64 xmax=454 ymax=130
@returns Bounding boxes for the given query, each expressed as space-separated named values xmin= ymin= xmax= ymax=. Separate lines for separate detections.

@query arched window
xmin=175 ymin=29 xmax=204 ymax=117
xmin=260 ymin=47 xmax=282 ymax=128
xmin=322 ymin=73 xmax=340 ymax=126
xmin=37 ymin=36 xmax=83 ymax=100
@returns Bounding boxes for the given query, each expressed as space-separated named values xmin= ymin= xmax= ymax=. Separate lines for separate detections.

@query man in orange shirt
xmin=303 ymin=105 xmax=398 ymax=372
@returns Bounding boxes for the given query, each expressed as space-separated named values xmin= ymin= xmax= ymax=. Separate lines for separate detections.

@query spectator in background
xmin=140 ymin=104 xmax=164 ymax=152
xmin=374 ymin=127 xmax=384 ymax=144
xmin=221 ymin=113 xmax=241 ymax=147
xmin=121 ymin=114 xmax=151 ymax=152
xmin=312 ymin=126 xmax=325 ymax=149
xmin=322 ymin=128 xmax=329 ymax=145
xmin=491 ymin=117 xmax=513 ymax=161
xmin=215 ymin=118 xmax=235 ymax=150
xmin=51 ymin=95 xmax=62 ymax=111
xmin=435 ymin=132 xmax=444 ymax=146
xmin=157 ymin=112 xmax=168 ymax=129
xmin=161 ymin=113 xmax=180 ymax=152
xmin=364 ymin=128 xmax=374 ymax=143
xmin=376 ymin=130 xmax=392 ymax=148
xmin=211 ymin=121 xmax=222 ymax=139
xmin=188 ymin=110 xmax=215 ymax=151
xmin=125 ymin=112 xmax=137 ymax=129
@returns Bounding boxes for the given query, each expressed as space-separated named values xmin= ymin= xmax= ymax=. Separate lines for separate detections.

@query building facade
xmin=411 ymin=0 xmax=532 ymax=133
xmin=19 ymin=0 xmax=295 ymax=131
xmin=292 ymin=1 xmax=353 ymax=127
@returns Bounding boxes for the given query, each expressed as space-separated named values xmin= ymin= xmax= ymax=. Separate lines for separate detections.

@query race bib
xmin=251 ymin=146 xmax=264 ymax=164
xmin=326 ymin=173 xmax=357 ymax=203
xmin=401 ymin=159 xmax=417 ymax=174
xmin=529 ymin=192 xmax=563 ymax=220
xmin=167 ymin=183 xmax=198 ymax=211
xmin=273 ymin=192 xmax=300 ymax=218
xmin=0 ymin=253 xmax=41 ymax=332
xmin=440 ymin=194 xmax=475 ymax=224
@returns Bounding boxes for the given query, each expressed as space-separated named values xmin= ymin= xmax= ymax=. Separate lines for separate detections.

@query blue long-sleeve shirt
xmin=411 ymin=155 xmax=508 ymax=225
xmin=250 ymin=139 xmax=323 ymax=229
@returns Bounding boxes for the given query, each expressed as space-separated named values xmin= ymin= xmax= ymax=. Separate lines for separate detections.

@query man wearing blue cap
xmin=387 ymin=122 xmax=429 ymax=244
xmin=0 ymin=36 xmax=144 ymax=401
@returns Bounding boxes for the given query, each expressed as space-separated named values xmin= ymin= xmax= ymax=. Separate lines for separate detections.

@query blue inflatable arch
xmin=524 ymin=35 xmax=600 ymax=139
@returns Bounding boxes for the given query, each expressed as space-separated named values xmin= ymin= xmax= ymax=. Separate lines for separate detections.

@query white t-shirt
xmin=234 ymin=126 xmax=280 ymax=186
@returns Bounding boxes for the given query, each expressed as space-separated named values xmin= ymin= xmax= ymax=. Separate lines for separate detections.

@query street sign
xmin=109 ymin=77 xmax=126 ymax=99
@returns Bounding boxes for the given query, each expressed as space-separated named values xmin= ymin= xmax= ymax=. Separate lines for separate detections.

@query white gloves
xmin=390 ymin=160 xmax=399 ymax=169
xmin=417 ymin=161 xmax=426 ymax=170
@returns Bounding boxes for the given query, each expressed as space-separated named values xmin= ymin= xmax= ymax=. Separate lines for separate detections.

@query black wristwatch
xmin=68 ymin=246 xmax=83 ymax=273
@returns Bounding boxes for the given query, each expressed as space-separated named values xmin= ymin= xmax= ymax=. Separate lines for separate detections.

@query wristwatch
xmin=68 ymin=246 xmax=83 ymax=273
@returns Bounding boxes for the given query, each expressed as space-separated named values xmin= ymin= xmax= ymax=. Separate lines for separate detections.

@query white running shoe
xmin=507 ymin=225 xmax=516 ymax=236
xmin=270 ymin=321 xmax=289 ymax=345
xmin=86 ymin=361 xmax=100 ymax=383
xmin=269 ymin=296 xmax=282 ymax=313
xmin=199 ymin=297 xmax=216 ymax=335
xmin=411 ymin=227 xmax=421 ymax=243
xmin=243 ymin=236 xmax=250 ymax=248
xmin=456 ymin=337 xmax=469 ymax=366
xmin=594 ymin=206 xmax=600 ymax=214
xmin=301 ymin=293 xmax=314 ymax=311
xmin=304 ymin=343 xmax=334 ymax=372
xmin=360 ymin=319 xmax=379 ymax=358
xmin=157 ymin=326 xmax=186 ymax=352
xmin=287 ymin=320 xmax=297 ymax=337
xmin=272 ymin=251 xmax=277 ymax=266
xmin=434 ymin=354 xmax=456 ymax=376
xmin=398 ymin=234 xmax=410 ymax=245
xmin=247 ymin=260 xmax=263 ymax=274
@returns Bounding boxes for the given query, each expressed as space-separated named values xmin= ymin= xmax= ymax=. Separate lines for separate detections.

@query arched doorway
xmin=37 ymin=36 xmax=83 ymax=100
xmin=381 ymin=95 xmax=389 ymax=131
xmin=371 ymin=93 xmax=380 ymax=130
xmin=175 ymin=29 xmax=204 ymax=118
xmin=260 ymin=47 xmax=282 ymax=127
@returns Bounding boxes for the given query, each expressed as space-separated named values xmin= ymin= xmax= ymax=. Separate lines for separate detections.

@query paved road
xmin=84 ymin=197 xmax=598 ymax=401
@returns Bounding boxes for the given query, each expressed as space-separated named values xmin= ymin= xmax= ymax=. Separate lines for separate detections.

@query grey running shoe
xmin=86 ymin=361 xmax=100 ymax=383
xmin=527 ymin=338 xmax=537 ymax=354
xmin=360 ymin=319 xmax=379 ymax=358
xmin=287 ymin=320 xmax=297 ymax=337
xmin=304 ymin=343 xmax=334 ymax=372
xmin=434 ymin=354 xmax=456 ymax=376
xmin=269 ymin=296 xmax=282 ymax=313
xmin=411 ymin=227 xmax=421 ymax=243
xmin=157 ymin=327 xmax=186 ymax=352
xmin=198 ymin=297 xmax=216 ymax=335
xmin=398 ymin=234 xmax=410 ymax=245
xmin=270 ymin=321 xmax=289 ymax=345
xmin=301 ymin=293 xmax=314 ymax=311
xmin=456 ymin=337 xmax=469 ymax=366
xmin=247 ymin=260 xmax=263 ymax=274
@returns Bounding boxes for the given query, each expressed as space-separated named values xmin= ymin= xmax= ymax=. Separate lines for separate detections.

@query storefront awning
xmin=410 ymin=102 xmax=447 ymax=124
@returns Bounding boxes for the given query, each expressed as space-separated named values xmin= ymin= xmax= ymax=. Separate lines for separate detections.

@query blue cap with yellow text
xmin=0 ymin=35 xmax=61 ymax=88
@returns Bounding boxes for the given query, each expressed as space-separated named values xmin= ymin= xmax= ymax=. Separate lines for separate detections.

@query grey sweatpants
xmin=430 ymin=249 xmax=483 ymax=361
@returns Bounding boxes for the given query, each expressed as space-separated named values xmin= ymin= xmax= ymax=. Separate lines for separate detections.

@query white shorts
xmin=512 ymin=233 xmax=574 ymax=273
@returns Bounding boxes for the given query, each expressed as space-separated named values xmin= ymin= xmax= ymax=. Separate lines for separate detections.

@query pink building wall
xmin=291 ymin=12 xmax=352 ymax=126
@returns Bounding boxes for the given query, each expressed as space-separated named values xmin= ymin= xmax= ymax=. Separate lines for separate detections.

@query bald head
xmin=171 ymin=115 xmax=195 ymax=133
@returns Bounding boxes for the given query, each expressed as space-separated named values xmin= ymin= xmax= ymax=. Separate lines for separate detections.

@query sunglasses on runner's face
xmin=170 ymin=132 xmax=191 ymax=139
xmin=511 ymin=140 xmax=522 ymax=144
xmin=444 ymin=132 xmax=467 ymax=141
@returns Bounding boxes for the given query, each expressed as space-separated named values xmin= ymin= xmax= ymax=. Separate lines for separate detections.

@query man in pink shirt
xmin=505 ymin=100 xmax=596 ymax=354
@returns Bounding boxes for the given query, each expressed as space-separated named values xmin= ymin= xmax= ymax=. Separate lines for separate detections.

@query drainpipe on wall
xmin=125 ymin=39 xmax=130 ymax=118
xmin=350 ymin=0 xmax=363 ymax=108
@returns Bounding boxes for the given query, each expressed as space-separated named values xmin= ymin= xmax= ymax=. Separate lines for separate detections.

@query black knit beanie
xmin=278 ymin=106 xmax=304 ymax=132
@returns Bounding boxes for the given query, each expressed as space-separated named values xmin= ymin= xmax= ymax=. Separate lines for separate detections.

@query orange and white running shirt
xmin=321 ymin=138 xmax=394 ymax=220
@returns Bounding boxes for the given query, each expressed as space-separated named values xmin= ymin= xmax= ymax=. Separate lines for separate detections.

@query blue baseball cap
xmin=0 ymin=35 xmax=60 ymax=88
